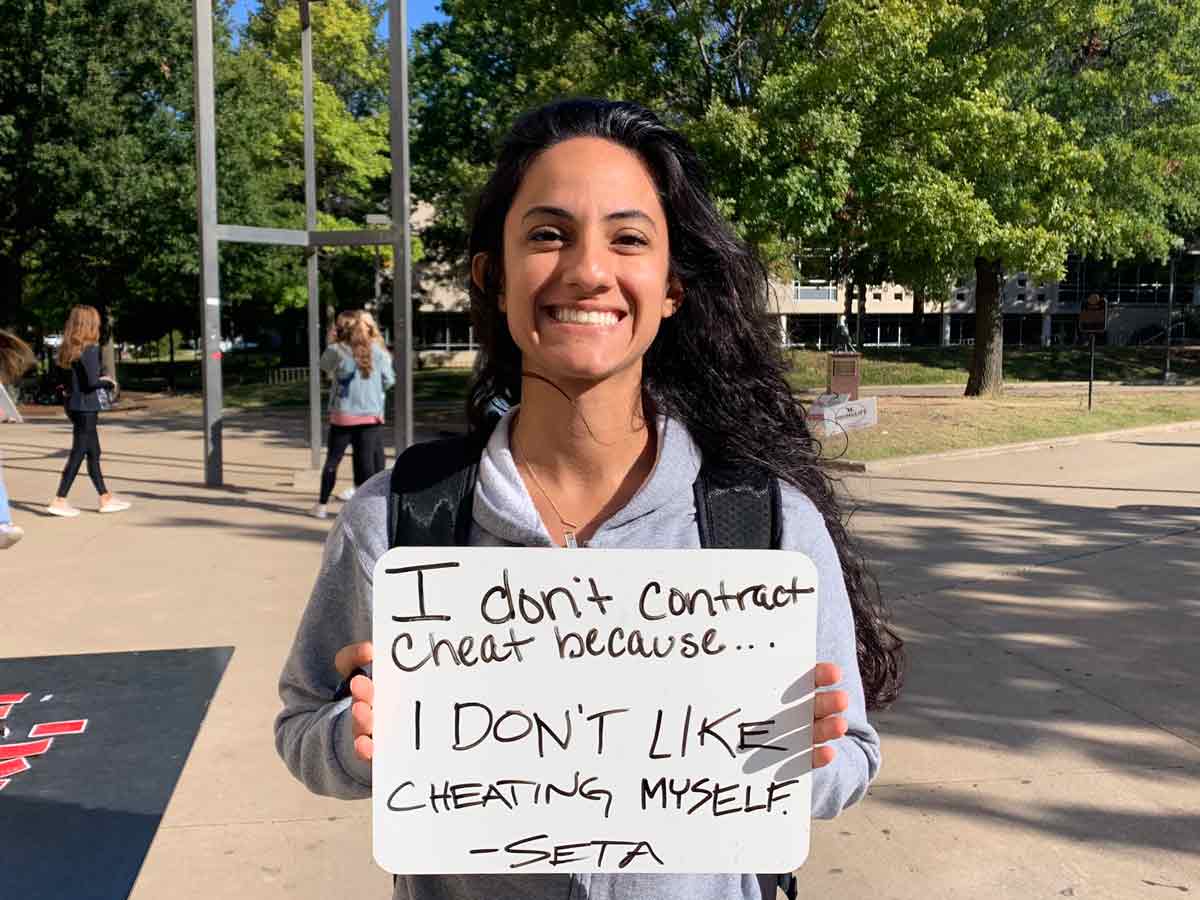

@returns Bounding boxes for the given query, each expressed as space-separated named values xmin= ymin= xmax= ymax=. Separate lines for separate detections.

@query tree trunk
xmin=98 ymin=301 xmax=117 ymax=378
xmin=856 ymin=281 xmax=866 ymax=348
xmin=911 ymin=287 xmax=925 ymax=346
xmin=965 ymin=256 xmax=1004 ymax=396
xmin=0 ymin=253 xmax=24 ymax=328
xmin=168 ymin=327 xmax=176 ymax=393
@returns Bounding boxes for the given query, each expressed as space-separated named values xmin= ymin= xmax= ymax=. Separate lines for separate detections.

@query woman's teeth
xmin=550 ymin=307 xmax=619 ymax=326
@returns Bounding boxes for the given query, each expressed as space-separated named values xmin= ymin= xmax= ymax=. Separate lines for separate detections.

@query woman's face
xmin=477 ymin=137 xmax=681 ymax=387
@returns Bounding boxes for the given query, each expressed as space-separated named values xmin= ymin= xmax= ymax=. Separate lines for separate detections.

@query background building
xmin=411 ymin=238 xmax=1200 ymax=364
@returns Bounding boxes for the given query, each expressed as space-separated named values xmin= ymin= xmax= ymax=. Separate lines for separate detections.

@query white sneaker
xmin=338 ymin=487 xmax=356 ymax=502
xmin=0 ymin=524 xmax=24 ymax=549
xmin=312 ymin=504 xmax=329 ymax=519
xmin=46 ymin=502 xmax=81 ymax=518
xmin=98 ymin=498 xmax=132 ymax=514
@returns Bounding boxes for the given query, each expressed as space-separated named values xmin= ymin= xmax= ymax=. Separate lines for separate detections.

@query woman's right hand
xmin=334 ymin=641 xmax=375 ymax=761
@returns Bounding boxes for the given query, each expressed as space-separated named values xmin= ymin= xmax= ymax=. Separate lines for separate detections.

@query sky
xmin=229 ymin=0 xmax=446 ymax=34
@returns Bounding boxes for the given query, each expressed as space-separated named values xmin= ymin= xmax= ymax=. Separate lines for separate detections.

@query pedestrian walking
xmin=312 ymin=309 xmax=394 ymax=519
xmin=46 ymin=305 xmax=130 ymax=517
xmin=0 ymin=329 xmax=36 ymax=548
xmin=276 ymin=99 xmax=904 ymax=900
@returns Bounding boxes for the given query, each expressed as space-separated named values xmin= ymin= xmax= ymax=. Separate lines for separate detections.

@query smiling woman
xmin=473 ymin=136 xmax=681 ymax=412
xmin=276 ymin=98 xmax=905 ymax=900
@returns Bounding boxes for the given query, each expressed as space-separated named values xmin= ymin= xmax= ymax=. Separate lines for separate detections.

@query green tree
xmin=410 ymin=0 xmax=1200 ymax=395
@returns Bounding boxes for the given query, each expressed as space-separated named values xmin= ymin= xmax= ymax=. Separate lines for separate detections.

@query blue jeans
xmin=0 ymin=461 xmax=11 ymax=525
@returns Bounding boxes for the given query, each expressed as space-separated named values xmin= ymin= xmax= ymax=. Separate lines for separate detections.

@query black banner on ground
xmin=0 ymin=647 xmax=234 ymax=899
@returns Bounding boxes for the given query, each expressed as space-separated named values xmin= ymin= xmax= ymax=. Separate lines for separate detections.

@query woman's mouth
xmin=547 ymin=307 xmax=623 ymax=327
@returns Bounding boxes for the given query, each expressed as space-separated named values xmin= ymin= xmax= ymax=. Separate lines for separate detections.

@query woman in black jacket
xmin=47 ymin=305 xmax=131 ymax=517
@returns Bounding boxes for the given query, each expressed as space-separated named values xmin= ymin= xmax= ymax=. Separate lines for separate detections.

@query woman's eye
xmin=530 ymin=229 xmax=564 ymax=243
xmin=614 ymin=233 xmax=649 ymax=247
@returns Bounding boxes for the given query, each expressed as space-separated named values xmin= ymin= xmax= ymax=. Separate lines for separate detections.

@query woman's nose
xmin=562 ymin=233 xmax=614 ymax=294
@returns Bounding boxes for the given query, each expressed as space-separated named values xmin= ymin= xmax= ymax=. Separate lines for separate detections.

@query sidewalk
xmin=1 ymin=408 xmax=1197 ymax=898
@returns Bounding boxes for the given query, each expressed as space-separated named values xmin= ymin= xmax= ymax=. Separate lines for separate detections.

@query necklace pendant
xmin=563 ymin=530 xmax=579 ymax=549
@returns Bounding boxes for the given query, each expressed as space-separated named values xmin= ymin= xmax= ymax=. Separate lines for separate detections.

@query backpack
xmin=386 ymin=429 xmax=799 ymax=900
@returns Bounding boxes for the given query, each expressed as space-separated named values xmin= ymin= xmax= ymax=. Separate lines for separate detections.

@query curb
xmin=16 ymin=402 xmax=148 ymax=420
xmin=848 ymin=418 xmax=1200 ymax=472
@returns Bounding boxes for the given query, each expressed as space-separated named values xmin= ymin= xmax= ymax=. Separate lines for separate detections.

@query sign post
xmin=1078 ymin=294 xmax=1108 ymax=412
xmin=372 ymin=547 xmax=819 ymax=875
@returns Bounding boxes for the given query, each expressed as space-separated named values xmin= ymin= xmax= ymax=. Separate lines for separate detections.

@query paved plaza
xmin=1 ymin=407 xmax=1197 ymax=898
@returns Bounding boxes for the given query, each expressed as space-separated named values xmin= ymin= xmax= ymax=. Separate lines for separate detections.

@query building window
xmin=1018 ymin=277 xmax=1027 ymax=287
xmin=894 ymin=292 xmax=903 ymax=301
xmin=873 ymin=292 xmax=882 ymax=301
xmin=1017 ymin=293 xmax=1025 ymax=302
xmin=956 ymin=292 xmax=966 ymax=301
xmin=1037 ymin=292 xmax=1046 ymax=302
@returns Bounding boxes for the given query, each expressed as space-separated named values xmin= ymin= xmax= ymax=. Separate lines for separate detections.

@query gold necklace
xmin=513 ymin=438 xmax=580 ymax=549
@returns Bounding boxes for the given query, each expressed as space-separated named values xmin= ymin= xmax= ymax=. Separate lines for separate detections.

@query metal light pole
xmin=389 ymin=0 xmax=414 ymax=451
xmin=1166 ymin=253 xmax=1176 ymax=383
xmin=192 ymin=0 xmax=224 ymax=486
xmin=191 ymin=0 xmax=410 ymax=485
xmin=301 ymin=0 xmax=322 ymax=470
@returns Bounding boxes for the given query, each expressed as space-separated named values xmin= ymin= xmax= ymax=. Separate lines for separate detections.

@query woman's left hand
xmin=813 ymin=662 xmax=850 ymax=769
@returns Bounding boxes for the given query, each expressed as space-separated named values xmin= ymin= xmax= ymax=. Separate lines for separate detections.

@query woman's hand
xmin=334 ymin=641 xmax=375 ymax=762
xmin=813 ymin=662 xmax=850 ymax=769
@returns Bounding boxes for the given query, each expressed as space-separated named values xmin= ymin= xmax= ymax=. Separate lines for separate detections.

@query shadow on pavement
xmin=839 ymin=456 xmax=1200 ymax=849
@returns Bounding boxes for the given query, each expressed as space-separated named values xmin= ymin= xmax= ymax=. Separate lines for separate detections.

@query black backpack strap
xmin=700 ymin=464 xmax=785 ymax=898
xmin=387 ymin=423 xmax=495 ymax=548
xmin=693 ymin=462 xmax=782 ymax=550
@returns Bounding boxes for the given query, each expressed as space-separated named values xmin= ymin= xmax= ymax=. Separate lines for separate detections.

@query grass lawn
xmin=113 ymin=351 xmax=1200 ymax=465
xmin=824 ymin=389 xmax=1200 ymax=462
xmin=221 ymin=367 xmax=475 ymax=409
xmin=784 ymin=345 xmax=1200 ymax=390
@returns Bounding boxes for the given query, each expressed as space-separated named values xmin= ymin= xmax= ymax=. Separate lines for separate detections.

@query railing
xmin=792 ymin=285 xmax=839 ymax=303
xmin=268 ymin=366 xmax=310 ymax=385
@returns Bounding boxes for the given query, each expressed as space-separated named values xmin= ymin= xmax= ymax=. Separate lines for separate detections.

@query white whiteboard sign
xmin=371 ymin=548 xmax=819 ymax=875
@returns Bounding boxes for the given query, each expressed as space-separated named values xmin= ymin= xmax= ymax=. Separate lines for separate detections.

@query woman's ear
xmin=663 ymin=275 xmax=684 ymax=318
xmin=471 ymin=253 xmax=505 ymax=311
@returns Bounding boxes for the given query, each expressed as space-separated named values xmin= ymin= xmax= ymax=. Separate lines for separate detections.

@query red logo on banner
xmin=0 ymin=693 xmax=88 ymax=791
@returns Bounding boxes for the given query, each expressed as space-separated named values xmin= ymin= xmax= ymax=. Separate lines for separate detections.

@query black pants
xmin=57 ymin=410 xmax=108 ymax=498
xmin=319 ymin=423 xmax=385 ymax=503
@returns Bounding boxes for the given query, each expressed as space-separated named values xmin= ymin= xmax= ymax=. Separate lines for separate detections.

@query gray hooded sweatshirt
xmin=275 ymin=411 xmax=881 ymax=900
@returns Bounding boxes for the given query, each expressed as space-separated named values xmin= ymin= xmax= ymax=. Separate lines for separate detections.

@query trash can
xmin=827 ymin=352 xmax=861 ymax=400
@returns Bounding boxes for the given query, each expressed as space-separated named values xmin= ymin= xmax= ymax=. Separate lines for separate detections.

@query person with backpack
xmin=313 ymin=309 xmax=395 ymax=519
xmin=0 ymin=329 xmax=36 ymax=548
xmin=46 ymin=305 xmax=130 ymax=517
xmin=276 ymin=99 xmax=904 ymax=899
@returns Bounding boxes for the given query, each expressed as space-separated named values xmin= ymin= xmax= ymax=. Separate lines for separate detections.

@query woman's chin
xmin=527 ymin=353 xmax=640 ymax=389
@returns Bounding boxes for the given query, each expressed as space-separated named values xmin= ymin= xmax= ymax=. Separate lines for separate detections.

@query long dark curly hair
xmin=466 ymin=98 xmax=904 ymax=709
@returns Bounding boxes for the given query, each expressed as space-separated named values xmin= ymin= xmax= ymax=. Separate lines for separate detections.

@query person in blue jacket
xmin=313 ymin=310 xmax=395 ymax=519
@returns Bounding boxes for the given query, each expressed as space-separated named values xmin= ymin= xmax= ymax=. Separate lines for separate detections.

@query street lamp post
xmin=1165 ymin=257 xmax=1176 ymax=383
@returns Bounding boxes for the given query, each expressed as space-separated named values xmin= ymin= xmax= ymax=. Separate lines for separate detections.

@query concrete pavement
xmin=1 ymin=407 xmax=1197 ymax=898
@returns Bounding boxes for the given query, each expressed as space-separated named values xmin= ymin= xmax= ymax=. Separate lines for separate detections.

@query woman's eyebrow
xmin=522 ymin=205 xmax=573 ymax=222
xmin=606 ymin=209 xmax=657 ymax=232
xmin=521 ymin=205 xmax=658 ymax=232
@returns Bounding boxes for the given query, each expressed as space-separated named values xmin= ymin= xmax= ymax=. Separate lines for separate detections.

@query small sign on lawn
xmin=806 ymin=395 xmax=878 ymax=436
xmin=1079 ymin=294 xmax=1107 ymax=333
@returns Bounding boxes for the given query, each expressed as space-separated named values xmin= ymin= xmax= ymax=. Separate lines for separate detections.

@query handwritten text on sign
xmin=371 ymin=548 xmax=818 ymax=874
